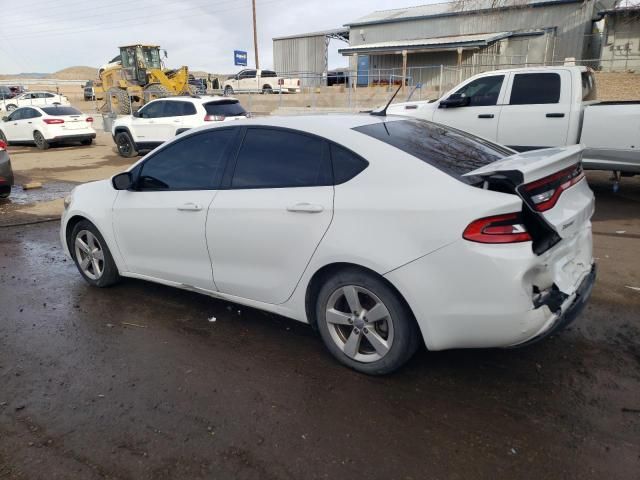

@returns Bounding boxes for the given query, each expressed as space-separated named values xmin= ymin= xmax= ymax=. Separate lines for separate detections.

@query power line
xmin=2 ymin=0 xmax=242 ymax=38
xmin=3 ymin=0 xmax=285 ymax=43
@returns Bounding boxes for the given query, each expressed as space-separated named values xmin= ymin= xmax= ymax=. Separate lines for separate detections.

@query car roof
xmin=149 ymin=95 xmax=239 ymax=105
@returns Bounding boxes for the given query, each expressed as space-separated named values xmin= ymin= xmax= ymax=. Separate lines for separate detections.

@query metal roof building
xmin=273 ymin=28 xmax=349 ymax=86
xmin=599 ymin=5 xmax=640 ymax=71
xmin=338 ymin=0 xmax=615 ymax=87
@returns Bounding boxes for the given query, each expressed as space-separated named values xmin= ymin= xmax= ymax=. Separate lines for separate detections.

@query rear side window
xmin=510 ymin=73 xmax=561 ymax=105
xmin=261 ymin=70 xmax=277 ymax=78
xmin=330 ymin=144 xmax=368 ymax=184
xmin=232 ymin=128 xmax=330 ymax=188
xmin=137 ymin=129 xmax=235 ymax=190
xmin=163 ymin=101 xmax=197 ymax=117
xmin=353 ymin=119 xmax=510 ymax=185
xmin=204 ymin=100 xmax=246 ymax=117
xmin=41 ymin=106 xmax=81 ymax=116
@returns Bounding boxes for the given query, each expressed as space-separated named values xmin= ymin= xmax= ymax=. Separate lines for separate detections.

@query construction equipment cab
xmin=95 ymin=45 xmax=192 ymax=114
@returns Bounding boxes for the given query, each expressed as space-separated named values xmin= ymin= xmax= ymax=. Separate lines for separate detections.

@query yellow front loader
xmin=95 ymin=44 xmax=193 ymax=114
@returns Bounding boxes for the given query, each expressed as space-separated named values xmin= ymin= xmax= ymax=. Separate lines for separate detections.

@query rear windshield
xmin=41 ymin=106 xmax=82 ymax=116
xmin=204 ymin=100 xmax=246 ymax=117
xmin=353 ymin=119 xmax=513 ymax=185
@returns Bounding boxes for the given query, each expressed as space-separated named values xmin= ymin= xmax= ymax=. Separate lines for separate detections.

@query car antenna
xmin=370 ymin=84 xmax=402 ymax=117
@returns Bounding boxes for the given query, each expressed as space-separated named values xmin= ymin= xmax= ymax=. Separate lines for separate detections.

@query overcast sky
xmin=0 ymin=0 xmax=434 ymax=74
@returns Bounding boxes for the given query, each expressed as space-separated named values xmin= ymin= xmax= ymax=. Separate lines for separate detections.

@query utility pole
xmin=252 ymin=0 xmax=260 ymax=69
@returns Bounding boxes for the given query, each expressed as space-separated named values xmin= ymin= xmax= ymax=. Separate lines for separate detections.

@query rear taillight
xmin=204 ymin=114 xmax=225 ymax=121
xmin=278 ymin=79 xmax=284 ymax=85
xmin=463 ymin=213 xmax=532 ymax=244
xmin=86 ymin=117 xmax=93 ymax=122
xmin=44 ymin=118 xmax=64 ymax=124
xmin=297 ymin=79 xmax=300 ymax=86
xmin=521 ymin=163 xmax=584 ymax=212
xmin=0 ymin=140 xmax=6 ymax=150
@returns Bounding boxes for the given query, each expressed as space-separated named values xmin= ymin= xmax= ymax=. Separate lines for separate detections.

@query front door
xmin=132 ymin=100 xmax=168 ymax=143
xmin=113 ymin=128 xmax=238 ymax=289
xmin=4 ymin=109 xmax=30 ymax=141
xmin=207 ymin=127 xmax=334 ymax=305
xmin=433 ymin=74 xmax=507 ymax=141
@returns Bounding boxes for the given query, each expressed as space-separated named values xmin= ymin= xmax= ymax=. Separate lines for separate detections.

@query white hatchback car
xmin=61 ymin=115 xmax=596 ymax=374
xmin=0 ymin=106 xmax=96 ymax=150
xmin=111 ymin=96 xmax=248 ymax=157
xmin=1 ymin=91 xmax=70 ymax=112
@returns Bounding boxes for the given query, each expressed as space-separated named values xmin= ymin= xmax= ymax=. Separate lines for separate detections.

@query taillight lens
xmin=297 ymin=79 xmax=300 ymax=86
xmin=521 ymin=163 xmax=584 ymax=212
xmin=278 ymin=79 xmax=284 ymax=85
xmin=0 ymin=140 xmax=6 ymax=150
xmin=204 ymin=114 xmax=225 ymax=121
xmin=463 ymin=213 xmax=532 ymax=244
xmin=86 ymin=117 xmax=93 ymax=122
xmin=44 ymin=118 xmax=64 ymax=124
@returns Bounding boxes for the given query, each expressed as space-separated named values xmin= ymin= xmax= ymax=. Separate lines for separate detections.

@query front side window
xmin=137 ymin=129 xmax=235 ymax=190
xmin=510 ymin=73 xmax=561 ymax=105
xmin=232 ymin=128 xmax=330 ymax=189
xmin=239 ymin=70 xmax=256 ymax=79
xmin=139 ymin=101 xmax=164 ymax=118
xmin=8 ymin=109 xmax=24 ymax=121
xmin=452 ymin=75 xmax=504 ymax=106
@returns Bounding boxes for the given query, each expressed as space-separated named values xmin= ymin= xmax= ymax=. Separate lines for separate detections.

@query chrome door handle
xmin=177 ymin=202 xmax=202 ymax=211
xmin=287 ymin=202 xmax=324 ymax=213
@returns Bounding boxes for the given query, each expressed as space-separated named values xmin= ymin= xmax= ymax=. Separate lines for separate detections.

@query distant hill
xmin=53 ymin=66 xmax=98 ymax=80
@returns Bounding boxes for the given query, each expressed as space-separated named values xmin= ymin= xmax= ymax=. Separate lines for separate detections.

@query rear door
xmin=113 ymin=128 xmax=238 ymax=289
xmin=433 ymin=74 xmax=507 ymax=141
xmin=206 ymin=127 xmax=334 ymax=304
xmin=497 ymin=71 xmax=571 ymax=150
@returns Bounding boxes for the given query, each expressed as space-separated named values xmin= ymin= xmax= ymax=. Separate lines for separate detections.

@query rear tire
xmin=262 ymin=85 xmax=273 ymax=94
xmin=315 ymin=268 xmax=420 ymax=375
xmin=33 ymin=131 xmax=49 ymax=150
xmin=81 ymin=138 xmax=93 ymax=146
xmin=115 ymin=131 xmax=137 ymax=158
xmin=70 ymin=220 xmax=120 ymax=287
xmin=223 ymin=86 xmax=234 ymax=96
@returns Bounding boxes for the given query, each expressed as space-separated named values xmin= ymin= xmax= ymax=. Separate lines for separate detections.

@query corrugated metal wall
xmin=273 ymin=35 xmax=327 ymax=86
xmin=348 ymin=2 xmax=597 ymax=62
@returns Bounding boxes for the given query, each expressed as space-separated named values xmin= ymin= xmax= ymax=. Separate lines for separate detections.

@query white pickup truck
xmin=388 ymin=66 xmax=640 ymax=174
xmin=222 ymin=69 xmax=301 ymax=96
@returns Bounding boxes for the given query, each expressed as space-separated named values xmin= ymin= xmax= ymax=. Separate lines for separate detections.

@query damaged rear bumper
xmin=513 ymin=263 xmax=596 ymax=347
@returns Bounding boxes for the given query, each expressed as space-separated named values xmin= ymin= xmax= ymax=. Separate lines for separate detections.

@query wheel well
xmin=65 ymin=215 xmax=89 ymax=254
xmin=114 ymin=127 xmax=131 ymax=137
xmin=304 ymin=262 xmax=416 ymax=332
xmin=262 ymin=84 xmax=272 ymax=89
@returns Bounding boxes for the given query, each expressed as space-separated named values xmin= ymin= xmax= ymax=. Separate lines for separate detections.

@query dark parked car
xmin=0 ymin=86 xmax=14 ymax=100
xmin=0 ymin=139 xmax=14 ymax=198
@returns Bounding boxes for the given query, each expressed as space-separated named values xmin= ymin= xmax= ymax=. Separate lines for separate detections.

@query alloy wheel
xmin=325 ymin=285 xmax=395 ymax=363
xmin=117 ymin=135 xmax=131 ymax=156
xmin=74 ymin=230 xmax=105 ymax=280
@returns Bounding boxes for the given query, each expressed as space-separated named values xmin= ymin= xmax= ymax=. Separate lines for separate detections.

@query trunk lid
xmin=465 ymin=145 xmax=595 ymax=243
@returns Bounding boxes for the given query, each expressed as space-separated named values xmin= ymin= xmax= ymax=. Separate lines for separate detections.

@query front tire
xmin=33 ymin=131 xmax=49 ymax=150
xmin=315 ymin=268 xmax=420 ymax=375
xmin=115 ymin=131 xmax=137 ymax=158
xmin=70 ymin=220 xmax=120 ymax=287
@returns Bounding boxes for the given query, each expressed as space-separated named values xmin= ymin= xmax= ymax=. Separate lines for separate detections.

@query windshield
xmin=140 ymin=47 xmax=161 ymax=69
xmin=353 ymin=119 xmax=513 ymax=185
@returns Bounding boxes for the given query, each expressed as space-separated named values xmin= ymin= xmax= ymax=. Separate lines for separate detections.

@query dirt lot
xmin=0 ymin=140 xmax=639 ymax=479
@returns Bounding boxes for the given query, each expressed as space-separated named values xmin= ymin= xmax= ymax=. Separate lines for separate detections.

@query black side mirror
xmin=439 ymin=93 xmax=470 ymax=108
xmin=1 ymin=116 xmax=7 ymax=122
xmin=112 ymin=172 xmax=133 ymax=190
xmin=133 ymin=110 xmax=141 ymax=118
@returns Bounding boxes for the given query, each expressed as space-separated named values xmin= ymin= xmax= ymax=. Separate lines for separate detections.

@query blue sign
xmin=234 ymin=50 xmax=248 ymax=67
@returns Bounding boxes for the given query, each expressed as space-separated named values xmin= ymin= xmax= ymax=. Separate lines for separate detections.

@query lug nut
xmin=363 ymin=328 xmax=369 ymax=334
xmin=348 ymin=318 xmax=353 ymax=324
xmin=353 ymin=328 xmax=360 ymax=335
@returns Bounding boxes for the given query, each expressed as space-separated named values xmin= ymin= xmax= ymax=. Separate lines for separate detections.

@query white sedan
xmin=60 ymin=115 xmax=596 ymax=374
xmin=1 ymin=91 xmax=69 ymax=112
xmin=0 ymin=106 xmax=96 ymax=149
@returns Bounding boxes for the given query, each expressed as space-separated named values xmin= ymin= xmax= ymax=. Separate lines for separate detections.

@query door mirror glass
xmin=112 ymin=172 xmax=133 ymax=190
xmin=439 ymin=93 xmax=470 ymax=108
xmin=1 ymin=116 xmax=7 ymax=122
xmin=133 ymin=110 xmax=141 ymax=118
